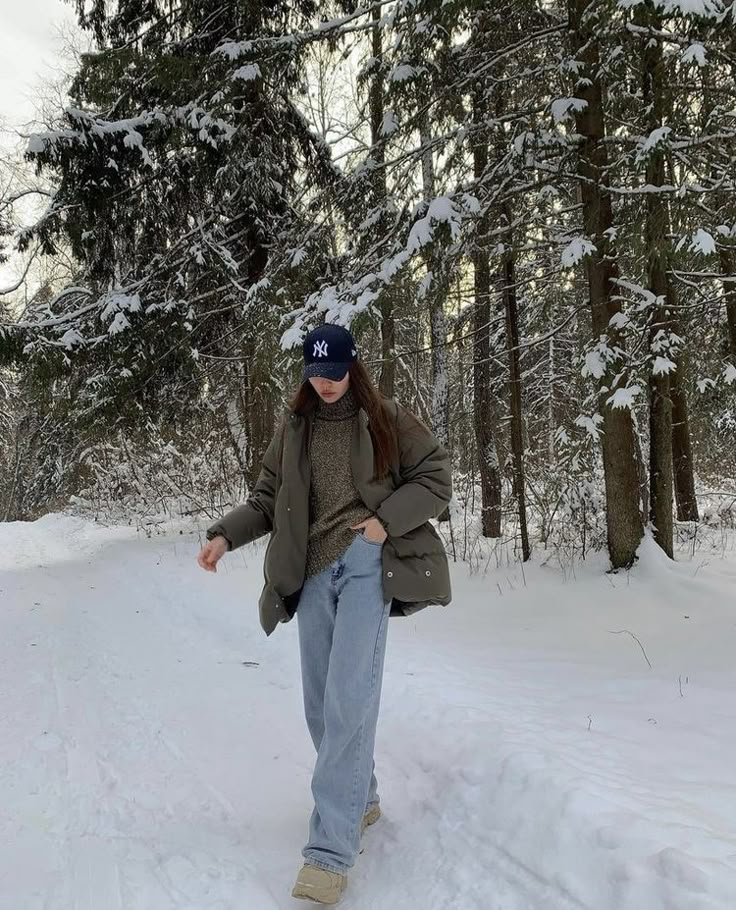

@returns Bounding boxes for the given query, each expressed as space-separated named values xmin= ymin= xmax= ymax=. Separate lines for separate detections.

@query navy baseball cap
xmin=302 ymin=323 xmax=358 ymax=381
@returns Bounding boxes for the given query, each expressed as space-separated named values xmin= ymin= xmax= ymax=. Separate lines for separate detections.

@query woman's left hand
xmin=350 ymin=516 xmax=388 ymax=544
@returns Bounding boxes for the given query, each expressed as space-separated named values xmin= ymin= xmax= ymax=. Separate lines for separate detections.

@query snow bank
xmin=0 ymin=513 xmax=141 ymax=571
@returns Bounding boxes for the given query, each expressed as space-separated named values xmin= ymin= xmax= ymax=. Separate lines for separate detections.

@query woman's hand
xmin=197 ymin=535 xmax=229 ymax=572
xmin=350 ymin=516 xmax=388 ymax=544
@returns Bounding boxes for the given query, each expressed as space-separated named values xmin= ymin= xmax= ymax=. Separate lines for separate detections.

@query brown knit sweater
xmin=304 ymin=385 xmax=375 ymax=579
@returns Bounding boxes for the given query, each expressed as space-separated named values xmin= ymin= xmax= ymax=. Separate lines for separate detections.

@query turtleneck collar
xmin=314 ymin=384 xmax=359 ymax=421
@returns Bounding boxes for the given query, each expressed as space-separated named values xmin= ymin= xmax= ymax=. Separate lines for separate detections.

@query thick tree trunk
xmin=568 ymin=0 xmax=643 ymax=567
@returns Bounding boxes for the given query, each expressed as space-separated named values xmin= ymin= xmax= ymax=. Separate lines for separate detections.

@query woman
xmin=197 ymin=322 xmax=452 ymax=904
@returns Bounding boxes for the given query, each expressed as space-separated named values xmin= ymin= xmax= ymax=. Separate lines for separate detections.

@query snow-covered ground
xmin=1 ymin=513 xmax=735 ymax=909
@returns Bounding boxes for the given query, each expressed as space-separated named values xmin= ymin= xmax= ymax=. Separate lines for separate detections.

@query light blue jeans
xmin=296 ymin=531 xmax=392 ymax=874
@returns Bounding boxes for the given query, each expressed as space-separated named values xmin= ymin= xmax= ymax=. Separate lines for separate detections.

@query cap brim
xmin=303 ymin=362 xmax=351 ymax=381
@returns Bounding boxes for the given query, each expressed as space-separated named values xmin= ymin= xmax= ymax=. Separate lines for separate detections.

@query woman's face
xmin=308 ymin=371 xmax=350 ymax=403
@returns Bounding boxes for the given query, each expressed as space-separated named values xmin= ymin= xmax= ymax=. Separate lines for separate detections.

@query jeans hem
xmin=302 ymin=854 xmax=348 ymax=875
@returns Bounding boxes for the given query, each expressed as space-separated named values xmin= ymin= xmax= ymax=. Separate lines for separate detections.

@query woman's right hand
xmin=197 ymin=535 xmax=229 ymax=573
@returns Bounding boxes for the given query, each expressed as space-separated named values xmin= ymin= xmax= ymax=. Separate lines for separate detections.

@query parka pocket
xmin=388 ymin=521 xmax=445 ymax=557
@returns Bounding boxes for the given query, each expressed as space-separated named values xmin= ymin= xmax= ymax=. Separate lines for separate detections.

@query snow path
xmin=1 ymin=516 xmax=735 ymax=909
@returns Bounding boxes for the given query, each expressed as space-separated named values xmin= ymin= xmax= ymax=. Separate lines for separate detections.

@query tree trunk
xmin=501 ymin=230 xmax=531 ymax=561
xmin=568 ymin=0 xmax=643 ymax=567
xmin=369 ymin=2 xmax=396 ymax=398
xmin=664 ymin=146 xmax=699 ymax=524
xmin=665 ymin=289 xmax=697 ymax=524
xmin=670 ymin=364 xmax=698 ymax=522
xmin=648 ymin=365 xmax=673 ymax=556
xmin=419 ymin=116 xmax=451 ymax=523
xmin=631 ymin=411 xmax=649 ymax=522
xmin=471 ymin=91 xmax=502 ymax=538
xmin=494 ymin=82 xmax=530 ymax=561
xmin=637 ymin=2 xmax=673 ymax=557
xmin=547 ymin=299 xmax=557 ymax=468
xmin=719 ymin=247 xmax=736 ymax=359
xmin=709 ymin=30 xmax=736 ymax=361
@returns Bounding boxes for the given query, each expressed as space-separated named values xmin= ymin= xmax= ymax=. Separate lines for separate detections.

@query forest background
xmin=1 ymin=0 xmax=735 ymax=573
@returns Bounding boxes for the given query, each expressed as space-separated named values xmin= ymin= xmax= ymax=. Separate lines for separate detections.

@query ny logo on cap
xmin=313 ymin=340 xmax=329 ymax=358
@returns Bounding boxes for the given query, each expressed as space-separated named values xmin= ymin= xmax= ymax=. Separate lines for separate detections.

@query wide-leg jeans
xmin=296 ymin=531 xmax=391 ymax=874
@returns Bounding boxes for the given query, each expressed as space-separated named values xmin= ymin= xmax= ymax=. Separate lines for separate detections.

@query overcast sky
xmin=1 ymin=0 xmax=79 ymax=137
xmin=1 ymin=1 xmax=80 ymax=293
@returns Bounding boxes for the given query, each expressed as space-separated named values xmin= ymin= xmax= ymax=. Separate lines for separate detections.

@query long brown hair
xmin=288 ymin=360 xmax=399 ymax=480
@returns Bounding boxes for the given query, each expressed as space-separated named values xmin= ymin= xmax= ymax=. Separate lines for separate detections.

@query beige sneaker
xmin=291 ymin=864 xmax=347 ymax=904
xmin=361 ymin=803 xmax=382 ymax=834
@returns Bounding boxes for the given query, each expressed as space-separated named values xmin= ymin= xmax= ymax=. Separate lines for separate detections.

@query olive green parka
xmin=206 ymin=396 xmax=452 ymax=636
